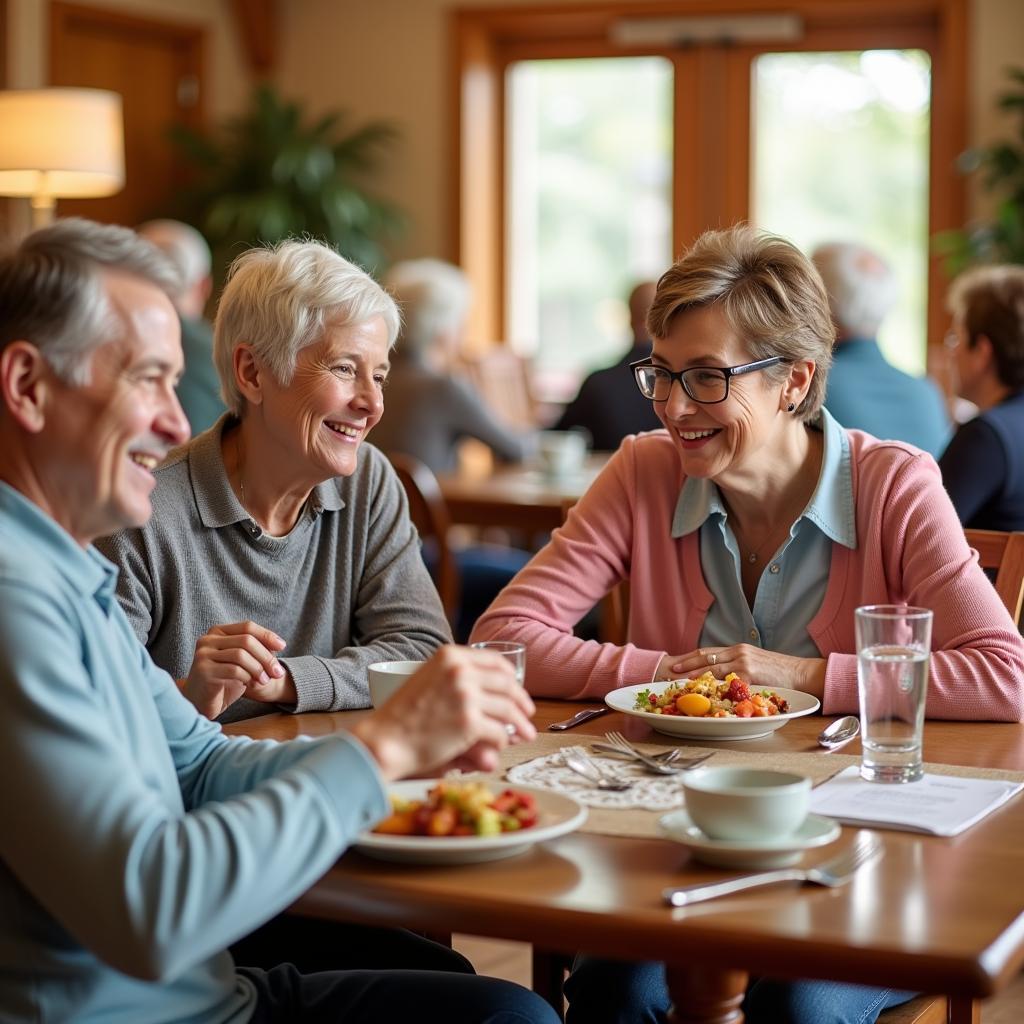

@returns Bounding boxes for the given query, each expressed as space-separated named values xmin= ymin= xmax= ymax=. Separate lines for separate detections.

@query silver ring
xmin=707 ymin=652 xmax=718 ymax=666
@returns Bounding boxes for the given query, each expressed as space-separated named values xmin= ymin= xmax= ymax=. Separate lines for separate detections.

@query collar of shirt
xmin=0 ymin=482 xmax=119 ymax=609
xmin=187 ymin=414 xmax=346 ymax=529
xmin=670 ymin=407 xmax=857 ymax=551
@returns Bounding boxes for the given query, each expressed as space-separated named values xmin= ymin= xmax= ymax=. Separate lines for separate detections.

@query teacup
xmin=537 ymin=430 xmax=587 ymax=478
xmin=367 ymin=660 xmax=424 ymax=707
xmin=682 ymin=767 xmax=811 ymax=842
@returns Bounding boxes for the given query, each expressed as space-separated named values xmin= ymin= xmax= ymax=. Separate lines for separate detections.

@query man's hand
xmin=182 ymin=621 xmax=290 ymax=719
xmin=351 ymin=646 xmax=537 ymax=781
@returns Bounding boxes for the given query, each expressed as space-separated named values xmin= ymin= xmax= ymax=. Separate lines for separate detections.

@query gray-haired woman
xmin=98 ymin=239 xmax=451 ymax=724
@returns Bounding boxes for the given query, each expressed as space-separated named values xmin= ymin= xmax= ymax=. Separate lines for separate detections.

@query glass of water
xmin=471 ymin=641 xmax=527 ymax=735
xmin=470 ymin=641 xmax=526 ymax=685
xmin=855 ymin=605 xmax=932 ymax=783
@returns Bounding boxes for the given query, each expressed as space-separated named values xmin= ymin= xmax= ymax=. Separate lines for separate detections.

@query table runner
xmin=496 ymin=732 xmax=1024 ymax=840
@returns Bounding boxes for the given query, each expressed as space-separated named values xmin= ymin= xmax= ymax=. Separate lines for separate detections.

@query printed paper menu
xmin=809 ymin=765 xmax=1023 ymax=836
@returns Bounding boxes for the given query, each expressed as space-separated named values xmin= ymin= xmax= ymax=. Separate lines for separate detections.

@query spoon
xmin=818 ymin=715 xmax=860 ymax=751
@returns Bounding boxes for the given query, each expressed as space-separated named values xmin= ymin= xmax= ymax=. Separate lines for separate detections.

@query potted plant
xmin=936 ymin=66 xmax=1024 ymax=273
xmin=170 ymin=84 xmax=404 ymax=279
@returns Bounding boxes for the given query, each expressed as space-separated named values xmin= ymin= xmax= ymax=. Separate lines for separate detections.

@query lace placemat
xmin=499 ymin=732 xmax=1024 ymax=841
xmin=507 ymin=749 xmax=689 ymax=811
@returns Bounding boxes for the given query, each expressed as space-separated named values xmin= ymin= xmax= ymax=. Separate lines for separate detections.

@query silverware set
xmin=561 ymin=731 xmax=716 ymax=788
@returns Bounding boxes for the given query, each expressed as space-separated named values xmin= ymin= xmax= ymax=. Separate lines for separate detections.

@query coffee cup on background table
xmin=536 ymin=429 xmax=587 ymax=479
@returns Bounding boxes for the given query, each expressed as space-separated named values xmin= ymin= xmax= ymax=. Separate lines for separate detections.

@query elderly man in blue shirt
xmin=0 ymin=219 xmax=558 ymax=1024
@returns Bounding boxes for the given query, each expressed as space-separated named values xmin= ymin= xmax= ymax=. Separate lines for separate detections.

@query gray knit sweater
xmin=96 ymin=416 xmax=451 ymax=723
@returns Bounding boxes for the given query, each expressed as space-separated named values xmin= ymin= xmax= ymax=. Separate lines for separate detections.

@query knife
xmin=547 ymin=707 xmax=610 ymax=731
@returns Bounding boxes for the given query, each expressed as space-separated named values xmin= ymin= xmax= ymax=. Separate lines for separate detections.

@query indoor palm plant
xmin=170 ymin=84 xmax=404 ymax=279
xmin=936 ymin=66 xmax=1024 ymax=273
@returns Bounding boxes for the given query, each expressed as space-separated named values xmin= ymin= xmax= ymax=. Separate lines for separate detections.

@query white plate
xmin=658 ymin=810 xmax=841 ymax=869
xmin=605 ymin=684 xmax=820 ymax=741
xmin=353 ymin=779 xmax=587 ymax=864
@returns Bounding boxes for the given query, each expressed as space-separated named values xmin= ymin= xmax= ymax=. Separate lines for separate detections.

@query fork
xmin=602 ymin=731 xmax=711 ymax=775
xmin=563 ymin=749 xmax=634 ymax=791
xmin=662 ymin=835 xmax=881 ymax=907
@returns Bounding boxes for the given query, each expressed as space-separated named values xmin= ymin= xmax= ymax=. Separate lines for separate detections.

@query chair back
xmin=964 ymin=528 xmax=1024 ymax=627
xmin=389 ymin=452 xmax=460 ymax=624
xmin=460 ymin=348 xmax=536 ymax=429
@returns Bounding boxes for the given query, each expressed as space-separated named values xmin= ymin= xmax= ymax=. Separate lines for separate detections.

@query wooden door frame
xmin=452 ymin=0 xmax=968 ymax=353
xmin=49 ymin=0 xmax=206 ymax=128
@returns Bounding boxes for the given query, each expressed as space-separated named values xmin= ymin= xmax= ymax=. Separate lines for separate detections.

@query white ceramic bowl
xmin=367 ymin=660 xmax=424 ymax=707
xmin=682 ymin=766 xmax=811 ymax=842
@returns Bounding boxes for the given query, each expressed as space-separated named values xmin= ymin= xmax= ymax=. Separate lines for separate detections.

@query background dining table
xmin=226 ymin=700 xmax=1024 ymax=1024
xmin=437 ymin=455 xmax=607 ymax=532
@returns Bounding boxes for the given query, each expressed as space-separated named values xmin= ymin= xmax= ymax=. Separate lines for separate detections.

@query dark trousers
xmin=231 ymin=912 xmax=473 ymax=974
xmin=242 ymin=962 xmax=561 ymax=1023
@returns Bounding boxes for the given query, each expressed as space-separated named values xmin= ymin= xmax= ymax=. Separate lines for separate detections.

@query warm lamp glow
xmin=0 ymin=88 xmax=125 ymax=227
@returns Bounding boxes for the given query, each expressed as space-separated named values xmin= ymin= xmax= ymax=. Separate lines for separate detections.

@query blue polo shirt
xmin=672 ymin=409 xmax=857 ymax=657
xmin=0 ymin=483 xmax=387 ymax=1024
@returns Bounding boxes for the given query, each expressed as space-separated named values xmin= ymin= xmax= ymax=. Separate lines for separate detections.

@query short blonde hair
xmin=213 ymin=239 xmax=400 ymax=415
xmin=648 ymin=225 xmax=834 ymax=421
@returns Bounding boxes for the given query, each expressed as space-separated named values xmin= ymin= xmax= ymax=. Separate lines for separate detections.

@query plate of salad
xmin=354 ymin=778 xmax=587 ymax=864
xmin=605 ymin=672 xmax=820 ymax=741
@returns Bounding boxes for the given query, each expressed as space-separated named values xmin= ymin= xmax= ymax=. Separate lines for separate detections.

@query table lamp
xmin=0 ymin=88 xmax=125 ymax=228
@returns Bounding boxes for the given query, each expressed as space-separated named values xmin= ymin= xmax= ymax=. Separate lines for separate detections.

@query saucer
xmin=657 ymin=811 xmax=841 ymax=869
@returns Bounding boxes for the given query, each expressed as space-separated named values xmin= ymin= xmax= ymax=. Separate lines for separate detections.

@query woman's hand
xmin=182 ymin=621 xmax=292 ymax=718
xmin=657 ymin=645 xmax=826 ymax=698
xmin=351 ymin=646 xmax=537 ymax=781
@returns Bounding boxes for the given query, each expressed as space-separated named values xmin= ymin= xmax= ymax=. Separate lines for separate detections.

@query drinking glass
xmin=470 ymin=641 xmax=526 ymax=685
xmin=855 ymin=605 xmax=932 ymax=783
xmin=471 ymin=641 xmax=526 ymax=735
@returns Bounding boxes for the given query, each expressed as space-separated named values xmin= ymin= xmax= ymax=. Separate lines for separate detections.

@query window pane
xmin=506 ymin=57 xmax=672 ymax=397
xmin=752 ymin=51 xmax=931 ymax=373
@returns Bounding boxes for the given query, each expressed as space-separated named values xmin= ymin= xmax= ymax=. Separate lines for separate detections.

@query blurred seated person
xmin=939 ymin=264 xmax=1024 ymax=531
xmin=473 ymin=225 xmax=1024 ymax=1024
xmin=98 ymin=240 xmax=452 ymax=725
xmin=137 ymin=218 xmax=226 ymax=434
xmin=374 ymin=257 xmax=535 ymax=640
xmin=371 ymin=258 xmax=534 ymax=474
xmin=0 ymin=217 xmax=557 ymax=1024
xmin=554 ymin=281 xmax=662 ymax=450
xmin=813 ymin=241 xmax=950 ymax=456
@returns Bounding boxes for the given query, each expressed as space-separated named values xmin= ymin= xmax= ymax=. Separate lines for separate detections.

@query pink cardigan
xmin=471 ymin=429 xmax=1024 ymax=721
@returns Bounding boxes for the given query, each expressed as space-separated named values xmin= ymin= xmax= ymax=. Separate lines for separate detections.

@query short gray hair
xmin=137 ymin=219 xmax=211 ymax=291
xmin=213 ymin=239 xmax=400 ymax=416
xmin=385 ymin=258 xmax=470 ymax=356
xmin=811 ymin=241 xmax=898 ymax=340
xmin=0 ymin=217 xmax=180 ymax=385
xmin=648 ymin=225 xmax=834 ymax=423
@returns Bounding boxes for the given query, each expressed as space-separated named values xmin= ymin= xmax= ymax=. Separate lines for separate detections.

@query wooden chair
xmin=388 ymin=452 xmax=460 ymax=626
xmin=964 ymin=528 xmax=1024 ymax=626
xmin=460 ymin=347 xmax=537 ymax=429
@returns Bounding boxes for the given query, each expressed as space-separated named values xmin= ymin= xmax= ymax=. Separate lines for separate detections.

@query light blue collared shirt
xmin=671 ymin=409 xmax=857 ymax=658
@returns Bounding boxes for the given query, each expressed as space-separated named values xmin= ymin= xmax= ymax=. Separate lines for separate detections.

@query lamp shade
xmin=0 ymin=88 xmax=125 ymax=203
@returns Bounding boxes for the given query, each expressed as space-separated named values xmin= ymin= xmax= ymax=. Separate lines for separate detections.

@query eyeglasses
xmin=630 ymin=356 xmax=787 ymax=404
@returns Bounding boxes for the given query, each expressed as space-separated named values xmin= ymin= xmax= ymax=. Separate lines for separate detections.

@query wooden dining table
xmin=437 ymin=455 xmax=608 ymax=532
xmin=226 ymin=702 xmax=1024 ymax=1024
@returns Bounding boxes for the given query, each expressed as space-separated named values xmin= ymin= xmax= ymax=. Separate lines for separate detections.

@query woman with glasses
xmin=471 ymin=225 xmax=1023 ymax=1024
xmin=939 ymin=264 xmax=1024 ymax=532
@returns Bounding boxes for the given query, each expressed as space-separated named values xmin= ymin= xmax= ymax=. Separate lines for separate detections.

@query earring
xmin=787 ymin=402 xmax=796 ymax=412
